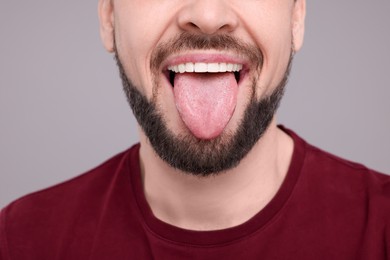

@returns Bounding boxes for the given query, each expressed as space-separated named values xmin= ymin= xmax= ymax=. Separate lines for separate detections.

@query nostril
xmin=188 ymin=22 xmax=199 ymax=29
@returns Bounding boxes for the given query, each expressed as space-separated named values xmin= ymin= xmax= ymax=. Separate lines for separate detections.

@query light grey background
xmin=1 ymin=1 xmax=389 ymax=208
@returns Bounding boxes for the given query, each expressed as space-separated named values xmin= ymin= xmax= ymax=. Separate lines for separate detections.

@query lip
xmin=161 ymin=52 xmax=251 ymax=87
xmin=161 ymin=52 xmax=250 ymax=71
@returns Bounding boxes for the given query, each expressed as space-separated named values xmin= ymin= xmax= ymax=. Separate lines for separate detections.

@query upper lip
xmin=161 ymin=52 xmax=249 ymax=72
xmin=161 ymin=52 xmax=249 ymax=86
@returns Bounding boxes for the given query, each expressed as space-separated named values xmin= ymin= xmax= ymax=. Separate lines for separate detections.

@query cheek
xmin=114 ymin=18 xmax=147 ymax=89
xmin=248 ymin=13 xmax=293 ymax=96
xmin=116 ymin=35 xmax=152 ymax=97
xmin=114 ymin=2 xmax=179 ymax=98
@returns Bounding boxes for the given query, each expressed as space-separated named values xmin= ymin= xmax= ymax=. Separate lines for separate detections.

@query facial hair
xmin=115 ymin=33 xmax=293 ymax=176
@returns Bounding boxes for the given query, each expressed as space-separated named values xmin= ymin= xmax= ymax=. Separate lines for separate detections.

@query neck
xmin=139 ymin=121 xmax=293 ymax=231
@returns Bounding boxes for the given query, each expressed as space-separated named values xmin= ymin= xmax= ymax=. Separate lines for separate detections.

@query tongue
xmin=174 ymin=72 xmax=238 ymax=139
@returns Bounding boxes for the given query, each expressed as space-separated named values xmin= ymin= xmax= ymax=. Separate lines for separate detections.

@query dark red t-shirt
xmin=1 ymin=128 xmax=390 ymax=259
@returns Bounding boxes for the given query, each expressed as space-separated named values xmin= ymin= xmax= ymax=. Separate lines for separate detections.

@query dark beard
xmin=115 ymin=33 xmax=292 ymax=176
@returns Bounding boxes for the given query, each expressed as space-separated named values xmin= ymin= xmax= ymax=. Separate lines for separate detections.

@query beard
xmin=115 ymin=33 xmax=293 ymax=176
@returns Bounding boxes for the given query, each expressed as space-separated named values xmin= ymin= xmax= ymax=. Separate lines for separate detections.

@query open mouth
xmin=161 ymin=58 xmax=248 ymax=140
xmin=165 ymin=62 xmax=244 ymax=87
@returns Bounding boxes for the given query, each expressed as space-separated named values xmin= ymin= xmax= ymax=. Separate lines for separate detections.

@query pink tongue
xmin=174 ymin=72 xmax=238 ymax=139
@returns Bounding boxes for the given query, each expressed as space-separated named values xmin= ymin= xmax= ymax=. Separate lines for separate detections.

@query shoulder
xmin=305 ymin=144 xmax=390 ymax=254
xmin=280 ymin=126 xmax=390 ymax=258
xmin=0 ymin=145 xmax=139 ymax=259
xmin=284 ymin=126 xmax=390 ymax=219
xmin=301 ymin=138 xmax=390 ymax=221
xmin=306 ymin=142 xmax=390 ymax=194
xmin=3 ymin=147 xmax=132 ymax=215
xmin=284 ymin=126 xmax=390 ymax=197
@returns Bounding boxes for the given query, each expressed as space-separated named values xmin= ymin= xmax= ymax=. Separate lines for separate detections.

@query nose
xmin=177 ymin=0 xmax=239 ymax=35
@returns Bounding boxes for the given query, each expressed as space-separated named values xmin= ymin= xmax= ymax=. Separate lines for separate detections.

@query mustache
xmin=150 ymin=32 xmax=263 ymax=73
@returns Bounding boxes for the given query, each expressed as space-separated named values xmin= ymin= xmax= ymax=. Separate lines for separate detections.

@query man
xmin=1 ymin=0 xmax=389 ymax=259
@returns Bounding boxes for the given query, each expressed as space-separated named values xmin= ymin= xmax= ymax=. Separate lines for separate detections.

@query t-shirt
xmin=1 ymin=127 xmax=389 ymax=260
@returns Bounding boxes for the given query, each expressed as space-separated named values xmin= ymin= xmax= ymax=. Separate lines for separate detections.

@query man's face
xmin=99 ymin=0 xmax=305 ymax=175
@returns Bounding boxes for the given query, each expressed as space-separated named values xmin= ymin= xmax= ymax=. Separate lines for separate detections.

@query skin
xmin=98 ymin=0 xmax=306 ymax=230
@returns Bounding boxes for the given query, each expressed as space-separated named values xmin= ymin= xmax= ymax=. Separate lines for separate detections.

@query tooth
xmin=207 ymin=63 xmax=219 ymax=73
xmin=185 ymin=63 xmax=194 ymax=72
xmin=235 ymin=64 xmax=242 ymax=72
xmin=170 ymin=62 xmax=242 ymax=73
xmin=194 ymin=63 xmax=208 ymax=73
xmin=171 ymin=66 xmax=179 ymax=73
xmin=219 ymin=63 xmax=227 ymax=72
xmin=178 ymin=64 xmax=186 ymax=73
